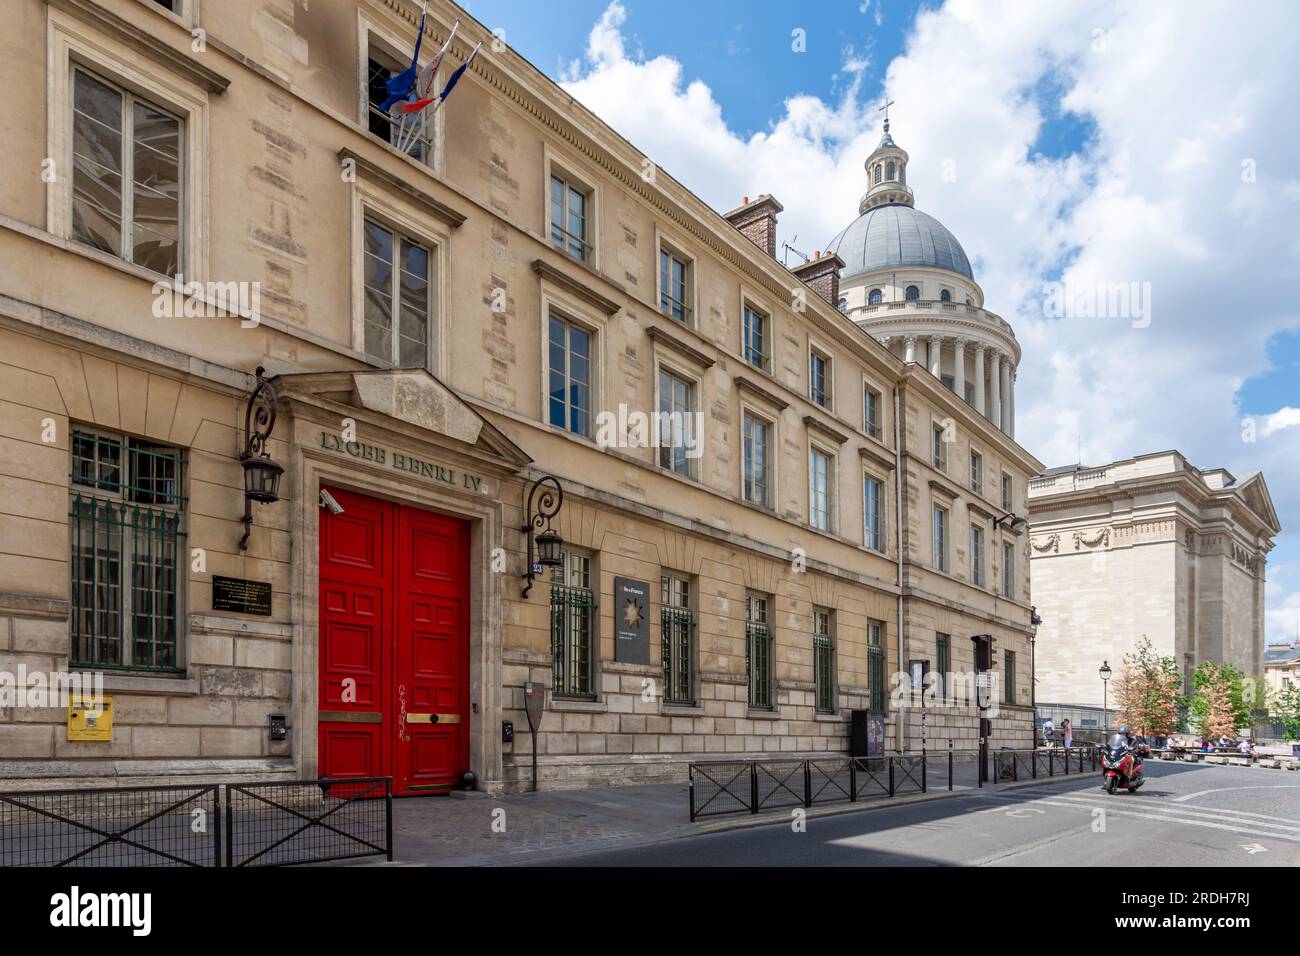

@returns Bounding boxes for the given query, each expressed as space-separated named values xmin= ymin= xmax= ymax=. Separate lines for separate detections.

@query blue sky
xmin=458 ymin=0 xmax=1300 ymax=646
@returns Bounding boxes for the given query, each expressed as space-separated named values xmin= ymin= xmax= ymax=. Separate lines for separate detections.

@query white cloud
xmin=558 ymin=0 xmax=1300 ymax=643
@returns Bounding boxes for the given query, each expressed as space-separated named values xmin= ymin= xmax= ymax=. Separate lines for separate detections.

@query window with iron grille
xmin=813 ymin=607 xmax=834 ymax=714
xmin=936 ymin=632 xmax=950 ymax=704
xmin=867 ymin=619 xmax=885 ymax=711
xmin=550 ymin=173 xmax=591 ymax=262
xmin=70 ymin=429 xmax=185 ymax=671
xmin=363 ymin=217 xmax=432 ymax=369
xmin=743 ymin=304 xmax=769 ymax=371
xmin=745 ymin=592 xmax=773 ymax=710
xmin=659 ymin=248 xmax=691 ymax=322
xmin=660 ymin=573 xmax=694 ymax=705
xmin=1004 ymin=650 xmax=1016 ymax=705
xmin=71 ymin=67 xmax=182 ymax=277
xmin=550 ymin=552 xmax=595 ymax=698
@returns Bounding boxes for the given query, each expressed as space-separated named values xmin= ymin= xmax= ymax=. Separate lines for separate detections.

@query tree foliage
xmin=1189 ymin=661 xmax=1251 ymax=739
xmin=1113 ymin=637 xmax=1184 ymax=736
xmin=1270 ymin=683 xmax=1300 ymax=741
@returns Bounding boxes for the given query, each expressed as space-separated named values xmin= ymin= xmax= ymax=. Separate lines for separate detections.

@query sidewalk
xmin=380 ymin=763 xmax=1086 ymax=866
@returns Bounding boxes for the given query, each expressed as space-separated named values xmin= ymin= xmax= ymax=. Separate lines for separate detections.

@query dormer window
xmin=868 ymin=288 xmax=883 ymax=306
xmin=905 ymin=285 xmax=920 ymax=302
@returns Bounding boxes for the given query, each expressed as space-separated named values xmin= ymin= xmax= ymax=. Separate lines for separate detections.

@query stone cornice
xmin=531 ymin=259 xmax=622 ymax=316
xmin=645 ymin=325 xmax=716 ymax=369
xmin=48 ymin=0 xmax=232 ymax=93
xmin=733 ymin=375 xmax=790 ymax=411
xmin=337 ymin=148 xmax=468 ymax=227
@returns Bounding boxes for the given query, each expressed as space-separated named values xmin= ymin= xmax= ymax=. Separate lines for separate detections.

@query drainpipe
xmin=894 ymin=385 xmax=906 ymax=753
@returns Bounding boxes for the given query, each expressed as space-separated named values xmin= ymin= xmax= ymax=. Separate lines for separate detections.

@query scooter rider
xmin=1117 ymin=724 xmax=1145 ymax=772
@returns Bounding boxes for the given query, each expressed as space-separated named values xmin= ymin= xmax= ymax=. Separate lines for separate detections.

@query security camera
xmin=319 ymin=489 xmax=344 ymax=514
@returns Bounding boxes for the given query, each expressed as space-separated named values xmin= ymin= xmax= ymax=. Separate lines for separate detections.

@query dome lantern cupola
xmin=860 ymin=116 xmax=913 ymax=214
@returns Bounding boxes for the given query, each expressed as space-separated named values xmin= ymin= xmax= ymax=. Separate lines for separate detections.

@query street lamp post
xmin=1099 ymin=660 xmax=1113 ymax=732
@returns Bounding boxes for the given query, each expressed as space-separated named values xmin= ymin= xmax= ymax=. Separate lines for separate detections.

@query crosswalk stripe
xmin=1008 ymin=786 xmax=1300 ymax=829
xmin=974 ymin=791 xmax=1300 ymax=843
xmin=1024 ymin=791 xmax=1300 ymax=832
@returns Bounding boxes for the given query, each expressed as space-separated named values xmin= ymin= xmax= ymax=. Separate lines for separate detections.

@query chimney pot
xmin=723 ymin=194 xmax=784 ymax=260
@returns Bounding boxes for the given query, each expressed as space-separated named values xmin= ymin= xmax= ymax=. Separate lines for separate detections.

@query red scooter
xmin=1100 ymin=733 xmax=1148 ymax=794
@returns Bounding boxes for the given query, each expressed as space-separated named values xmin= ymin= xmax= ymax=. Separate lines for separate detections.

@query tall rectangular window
xmin=367 ymin=47 xmax=431 ymax=161
xmin=548 ymin=314 xmax=592 ymax=436
xmin=550 ymin=174 xmax=590 ymax=261
xmin=551 ymin=551 xmax=595 ymax=697
xmin=659 ymin=249 xmax=690 ymax=322
xmin=970 ymin=525 xmax=985 ymax=587
xmin=1001 ymin=473 xmax=1013 ymax=511
xmin=867 ymin=619 xmax=885 ymax=711
xmin=743 ymin=304 xmax=769 ymax=371
xmin=657 ymin=369 xmax=695 ymax=478
xmin=809 ymin=447 xmax=833 ymax=531
xmin=864 ymin=387 xmax=882 ymax=439
xmin=742 ymin=412 xmax=771 ymax=507
xmin=1002 ymin=541 xmax=1015 ymax=598
xmin=813 ymin=607 xmax=834 ymax=714
xmin=932 ymin=424 xmax=947 ymax=470
xmin=809 ymin=349 xmax=830 ymax=407
xmin=746 ymin=592 xmax=773 ymax=709
xmin=661 ymin=573 xmax=695 ymax=705
xmin=1004 ymin=650 xmax=1017 ymax=705
xmin=70 ymin=429 xmax=184 ymax=671
xmin=363 ymin=218 xmax=431 ymax=368
xmin=933 ymin=503 xmax=948 ymax=572
xmin=936 ymin=633 xmax=950 ymax=704
xmin=72 ymin=68 xmax=181 ymax=276
xmin=970 ymin=450 xmax=983 ymax=495
xmin=864 ymin=474 xmax=884 ymax=552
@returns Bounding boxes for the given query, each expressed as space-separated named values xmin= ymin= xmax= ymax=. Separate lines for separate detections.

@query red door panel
xmin=318 ymin=486 xmax=469 ymax=795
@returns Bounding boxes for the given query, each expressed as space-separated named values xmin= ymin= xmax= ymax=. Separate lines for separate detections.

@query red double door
xmin=317 ymin=487 xmax=470 ymax=795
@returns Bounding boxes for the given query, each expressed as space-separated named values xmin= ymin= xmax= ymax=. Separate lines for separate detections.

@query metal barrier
xmin=0 ymin=777 xmax=392 ymax=868
xmin=0 ymin=784 xmax=220 ymax=867
xmin=226 ymin=777 xmax=392 ymax=867
xmin=689 ymin=747 xmax=1099 ymax=821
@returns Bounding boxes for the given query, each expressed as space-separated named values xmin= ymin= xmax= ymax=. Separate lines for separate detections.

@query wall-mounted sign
xmin=613 ymin=577 xmax=650 ymax=664
xmin=68 ymin=695 xmax=112 ymax=742
xmin=212 ymin=575 xmax=273 ymax=616
xmin=318 ymin=432 xmax=487 ymax=494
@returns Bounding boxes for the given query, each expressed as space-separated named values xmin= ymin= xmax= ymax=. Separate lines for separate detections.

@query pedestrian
xmin=1061 ymin=718 xmax=1073 ymax=749
xmin=1042 ymin=720 xmax=1056 ymax=748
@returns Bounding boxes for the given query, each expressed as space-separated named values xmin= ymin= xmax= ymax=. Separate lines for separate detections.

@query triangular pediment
xmin=1233 ymin=473 xmax=1281 ymax=534
xmin=272 ymin=368 xmax=532 ymax=468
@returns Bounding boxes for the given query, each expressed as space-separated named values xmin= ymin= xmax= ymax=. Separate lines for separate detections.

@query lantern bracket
xmin=522 ymin=475 xmax=564 ymax=598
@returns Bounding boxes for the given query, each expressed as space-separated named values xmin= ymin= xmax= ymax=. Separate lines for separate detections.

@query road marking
xmin=1013 ymin=788 xmax=1300 ymax=830
xmin=1240 ymin=843 xmax=1268 ymax=854
xmin=1173 ymin=785 xmax=1300 ymax=803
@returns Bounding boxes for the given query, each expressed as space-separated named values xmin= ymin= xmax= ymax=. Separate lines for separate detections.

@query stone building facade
xmin=1028 ymin=453 xmax=1279 ymax=718
xmin=0 ymin=0 xmax=1040 ymax=794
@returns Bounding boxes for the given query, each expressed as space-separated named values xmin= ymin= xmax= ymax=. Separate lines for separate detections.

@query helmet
xmin=1118 ymin=724 xmax=1132 ymax=736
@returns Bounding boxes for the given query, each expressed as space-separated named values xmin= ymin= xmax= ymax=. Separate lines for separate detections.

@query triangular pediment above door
xmin=272 ymin=367 xmax=533 ymax=469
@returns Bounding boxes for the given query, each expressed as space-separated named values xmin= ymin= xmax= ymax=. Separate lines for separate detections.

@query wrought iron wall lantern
xmin=521 ymin=475 xmax=564 ymax=598
xmin=992 ymin=511 xmax=1028 ymax=533
xmin=239 ymin=367 xmax=284 ymax=551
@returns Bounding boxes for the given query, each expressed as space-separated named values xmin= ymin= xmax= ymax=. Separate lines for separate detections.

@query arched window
xmin=873 ymin=164 xmax=882 ymax=185
xmin=905 ymin=285 xmax=920 ymax=301
xmin=886 ymin=160 xmax=896 ymax=180
xmin=899 ymin=165 xmax=905 ymax=184
xmin=868 ymin=288 xmax=883 ymax=305
xmin=837 ymin=297 xmax=848 ymax=312
xmin=940 ymin=289 xmax=952 ymax=303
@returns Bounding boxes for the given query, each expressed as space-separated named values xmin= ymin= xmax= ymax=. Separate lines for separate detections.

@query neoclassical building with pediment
xmin=1027 ymin=452 xmax=1280 ymax=723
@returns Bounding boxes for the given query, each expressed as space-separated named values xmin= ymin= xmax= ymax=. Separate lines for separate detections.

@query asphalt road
xmin=540 ymin=759 xmax=1300 ymax=866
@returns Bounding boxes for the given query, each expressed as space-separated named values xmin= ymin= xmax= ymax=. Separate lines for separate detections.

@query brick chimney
xmin=723 ymin=194 xmax=783 ymax=258
xmin=792 ymin=251 xmax=846 ymax=308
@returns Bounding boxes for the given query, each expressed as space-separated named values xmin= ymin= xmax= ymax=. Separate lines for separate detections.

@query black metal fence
xmin=689 ymin=747 xmax=1098 ymax=822
xmin=0 ymin=777 xmax=392 ymax=868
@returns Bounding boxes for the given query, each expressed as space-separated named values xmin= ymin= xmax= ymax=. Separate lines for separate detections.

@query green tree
xmin=1113 ymin=637 xmax=1184 ymax=736
xmin=1271 ymin=684 xmax=1300 ymax=741
xmin=1190 ymin=661 xmax=1250 ymax=738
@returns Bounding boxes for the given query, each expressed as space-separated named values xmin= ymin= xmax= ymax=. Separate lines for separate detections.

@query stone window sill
xmin=547 ymin=696 xmax=607 ymax=714
xmin=747 ymin=708 xmax=783 ymax=721
xmin=661 ymin=703 xmax=705 ymax=717
xmin=99 ymin=673 xmax=200 ymax=696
